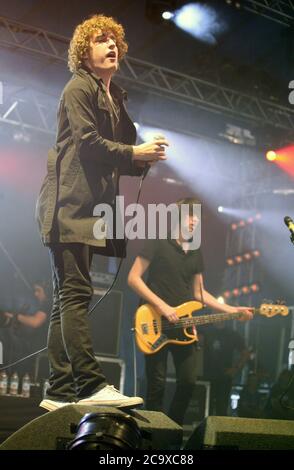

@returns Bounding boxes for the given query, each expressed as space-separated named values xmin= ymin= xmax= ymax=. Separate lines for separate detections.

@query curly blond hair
xmin=68 ymin=14 xmax=128 ymax=73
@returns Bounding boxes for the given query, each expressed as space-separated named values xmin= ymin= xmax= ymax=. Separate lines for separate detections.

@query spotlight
xmin=250 ymin=283 xmax=259 ymax=293
xmin=266 ymin=150 xmax=277 ymax=161
xmin=145 ymin=1 xmax=176 ymax=23
xmin=226 ymin=0 xmax=242 ymax=8
xmin=217 ymin=296 xmax=225 ymax=304
xmin=243 ymin=252 xmax=252 ymax=261
xmin=68 ymin=412 xmax=143 ymax=450
xmin=162 ymin=11 xmax=174 ymax=20
xmin=226 ymin=258 xmax=234 ymax=266
xmin=218 ymin=206 xmax=224 ymax=213
xmin=231 ymin=223 xmax=238 ymax=231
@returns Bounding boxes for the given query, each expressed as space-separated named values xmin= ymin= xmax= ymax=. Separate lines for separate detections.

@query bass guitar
xmin=134 ymin=301 xmax=288 ymax=354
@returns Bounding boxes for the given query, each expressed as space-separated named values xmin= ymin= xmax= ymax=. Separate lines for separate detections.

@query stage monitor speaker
xmin=89 ymin=289 xmax=122 ymax=357
xmin=0 ymin=405 xmax=182 ymax=450
xmin=184 ymin=416 xmax=294 ymax=450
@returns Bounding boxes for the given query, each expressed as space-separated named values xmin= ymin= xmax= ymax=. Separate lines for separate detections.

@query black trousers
xmin=145 ymin=343 xmax=198 ymax=425
xmin=209 ymin=375 xmax=232 ymax=416
xmin=45 ymin=243 xmax=107 ymax=402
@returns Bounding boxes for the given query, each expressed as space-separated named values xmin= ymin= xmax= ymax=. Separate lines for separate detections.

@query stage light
xmin=250 ymin=283 xmax=259 ymax=293
xmin=218 ymin=206 xmax=224 ymax=213
xmin=226 ymin=0 xmax=242 ymax=8
xmin=162 ymin=11 xmax=174 ymax=20
xmin=231 ymin=223 xmax=238 ymax=230
xmin=145 ymin=1 xmax=176 ymax=23
xmin=68 ymin=412 xmax=143 ymax=450
xmin=226 ymin=250 xmax=261 ymax=268
xmin=217 ymin=296 xmax=225 ymax=304
xmin=266 ymin=150 xmax=277 ymax=162
xmin=243 ymin=252 xmax=252 ymax=261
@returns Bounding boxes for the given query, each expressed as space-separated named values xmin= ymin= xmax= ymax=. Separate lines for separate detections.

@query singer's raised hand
xmin=132 ymin=138 xmax=169 ymax=163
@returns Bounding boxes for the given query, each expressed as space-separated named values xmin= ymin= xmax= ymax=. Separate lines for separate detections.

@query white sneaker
xmin=39 ymin=399 xmax=72 ymax=411
xmin=77 ymin=385 xmax=144 ymax=408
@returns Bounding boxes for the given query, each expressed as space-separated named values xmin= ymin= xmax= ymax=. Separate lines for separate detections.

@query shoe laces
xmin=105 ymin=385 xmax=121 ymax=394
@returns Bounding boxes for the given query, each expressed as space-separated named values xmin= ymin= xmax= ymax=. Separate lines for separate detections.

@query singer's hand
xmin=132 ymin=139 xmax=169 ymax=163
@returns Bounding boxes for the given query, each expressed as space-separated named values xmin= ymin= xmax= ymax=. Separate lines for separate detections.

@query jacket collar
xmin=76 ymin=66 xmax=128 ymax=102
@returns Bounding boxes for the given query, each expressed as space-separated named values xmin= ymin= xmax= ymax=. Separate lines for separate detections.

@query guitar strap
xmin=199 ymin=274 xmax=205 ymax=309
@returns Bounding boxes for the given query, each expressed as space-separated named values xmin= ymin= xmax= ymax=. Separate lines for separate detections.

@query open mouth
xmin=106 ymin=51 xmax=116 ymax=59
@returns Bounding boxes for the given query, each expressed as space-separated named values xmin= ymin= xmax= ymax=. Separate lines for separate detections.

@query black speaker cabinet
xmin=184 ymin=416 xmax=294 ymax=450
xmin=89 ymin=289 xmax=123 ymax=357
xmin=0 ymin=405 xmax=182 ymax=450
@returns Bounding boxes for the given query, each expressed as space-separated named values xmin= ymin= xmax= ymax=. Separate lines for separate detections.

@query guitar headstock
xmin=259 ymin=303 xmax=289 ymax=317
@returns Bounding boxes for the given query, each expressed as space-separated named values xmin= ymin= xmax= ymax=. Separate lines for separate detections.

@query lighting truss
xmin=243 ymin=0 xmax=294 ymax=27
xmin=0 ymin=84 xmax=57 ymax=135
xmin=1 ymin=15 xmax=294 ymax=135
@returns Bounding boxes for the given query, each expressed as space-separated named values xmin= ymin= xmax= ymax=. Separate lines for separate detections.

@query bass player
xmin=128 ymin=197 xmax=252 ymax=425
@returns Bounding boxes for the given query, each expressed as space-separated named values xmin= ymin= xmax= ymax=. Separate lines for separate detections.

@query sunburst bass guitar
xmin=134 ymin=301 xmax=289 ymax=354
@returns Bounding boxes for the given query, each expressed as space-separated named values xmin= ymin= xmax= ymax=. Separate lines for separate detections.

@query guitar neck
xmin=188 ymin=308 xmax=257 ymax=327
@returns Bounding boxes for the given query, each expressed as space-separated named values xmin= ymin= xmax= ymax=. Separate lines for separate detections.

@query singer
xmin=35 ymin=13 xmax=168 ymax=411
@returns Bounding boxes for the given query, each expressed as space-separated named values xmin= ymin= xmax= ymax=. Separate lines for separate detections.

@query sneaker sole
xmin=39 ymin=400 xmax=71 ymax=412
xmin=76 ymin=399 xmax=143 ymax=408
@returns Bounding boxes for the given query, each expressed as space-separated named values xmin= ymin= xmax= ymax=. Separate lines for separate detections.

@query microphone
xmin=142 ymin=134 xmax=166 ymax=180
xmin=284 ymin=216 xmax=294 ymax=234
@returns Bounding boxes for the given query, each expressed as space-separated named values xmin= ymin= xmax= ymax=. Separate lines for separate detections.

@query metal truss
xmin=1 ymin=15 xmax=294 ymax=135
xmin=0 ymin=83 xmax=57 ymax=136
xmin=243 ymin=0 xmax=294 ymax=27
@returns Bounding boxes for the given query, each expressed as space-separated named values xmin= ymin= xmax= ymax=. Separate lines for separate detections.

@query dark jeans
xmin=145 ymin=343 xmax=198 ymax=425
xmin=46 ymin=243 xmax=107 ymax=402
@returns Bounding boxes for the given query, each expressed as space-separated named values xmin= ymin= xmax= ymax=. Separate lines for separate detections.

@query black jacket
xmin=36 ymin=67 xmax=143 ymax=256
